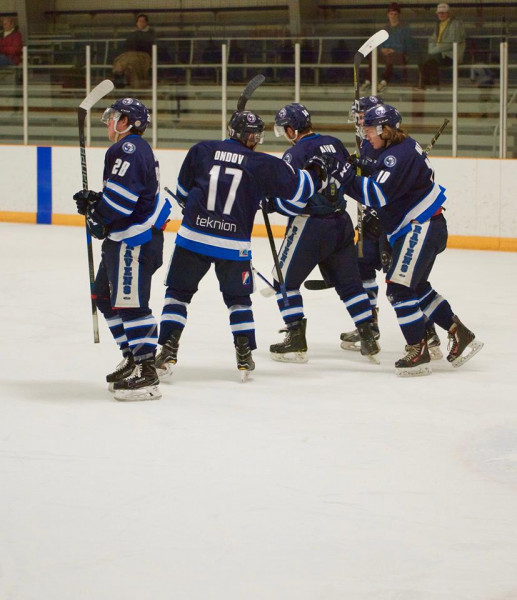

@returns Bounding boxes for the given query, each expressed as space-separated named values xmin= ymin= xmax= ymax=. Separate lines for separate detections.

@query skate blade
xmin=396 ymin=364 xmax=432 ymax=377
xmin=365 ymin=353 xmax=381 ymax=365
xmin=340 ymin=341 xmax=361 ymax=352
xmin=270 ymin=351 xmax=308 ymax=363
xmin=449 ymin=340 xmax=484 ymax=368
xmin=113 ymin=385 xmax=162 ymax=402
xmin=239 ymin=369 xmax=251 ymax=383
xmin=156 ymin=363 xmax=174 ymax=381
xmin=428 ymin=346 xmax=443 ymax=361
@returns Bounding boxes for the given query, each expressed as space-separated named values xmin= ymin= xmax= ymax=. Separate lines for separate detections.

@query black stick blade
xmin=237 ymin=74 xmax=266 ymax=111
xmin=304 ymin=279 xmax=333 ymax=291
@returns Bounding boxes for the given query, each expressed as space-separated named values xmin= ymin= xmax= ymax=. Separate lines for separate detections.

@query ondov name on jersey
xmin=196 ymin=214 xmax=237 ymax=232
xmin=214 ymin=150 xmax=245 ymax=165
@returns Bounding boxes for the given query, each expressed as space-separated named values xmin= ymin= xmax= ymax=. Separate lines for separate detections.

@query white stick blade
xmin=358 ymin=30 xmax=389 ymax=58
xmin=79 ymin=79 xmax=115 ymax=111
xmin=260 ymin=287 xmax=276 ymax=298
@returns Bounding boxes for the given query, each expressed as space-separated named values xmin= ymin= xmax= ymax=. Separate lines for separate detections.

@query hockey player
xmin=340 ymin=96 xmax=443 ymax=360
xmin=267 ymin=102 xmax=380 ymax=363
xmin=340 ymin=95 xmax=386 ymax=350
xmin=155 ymin=109 xmax=327 ymax=381
xmin=73 ymin=97 xmax=171 ymax=400
xmin=329 ymin=103 xmax=483 ymax=376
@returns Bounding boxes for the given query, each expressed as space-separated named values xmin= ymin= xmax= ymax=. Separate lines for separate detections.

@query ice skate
xmin=106 ymin=352 xmax=135 ymax=392
xmin=395 ymin=339 xmax=432 ymax=377
xmin=356 ymin=322 xmax=381 ymax=364
xmin=270 ymin=318 xmax=308 ymax=363
xmin=446 ymin=315 xmax=484 ymax=368
xmin=235 ymin=336 xmax=255 ymax=382
xmin=112 ymin=359 xmax=161 ymax=401
xmin=340 ymin=309 xmax=380 ymax=351
xmin=155 ymin=329 xmax=182 ymax=380
xmin=425 ymin=323 xmax=443 ymax=361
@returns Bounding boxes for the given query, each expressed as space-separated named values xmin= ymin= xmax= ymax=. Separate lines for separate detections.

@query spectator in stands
xmin=360 ymin=3 xmax=413 ymax=93
xmin=112 ymin=13 xmax=155 ymax=89
xmin=416 ymin=3 xmax=466 ymax=90
xmin=0 ymin=16 xmax=22 ymax=67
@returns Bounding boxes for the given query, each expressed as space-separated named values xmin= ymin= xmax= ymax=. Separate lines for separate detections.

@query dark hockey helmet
xmin=228 ymin=110 xmax=265 ymax=145
xmin=274 ymin=103 xmax=311 ymax=137
xmin=101 ymin=97 xmax=151 ymax=133
xmin=348 ymin=95 xmax=384 ymax=122
xmin=363 ymin=103 xmax=402 ymax=133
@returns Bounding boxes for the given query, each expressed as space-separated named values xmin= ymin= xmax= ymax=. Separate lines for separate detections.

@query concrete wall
xmin=0 ymin=144 xmax=515 ymax=251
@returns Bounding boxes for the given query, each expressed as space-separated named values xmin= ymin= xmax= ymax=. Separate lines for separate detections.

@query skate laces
xmin=117 ymin=355 xmax=131 ymax=371
xmin=404 ymin=343 xmax=422 ymax=359
xmin=237 ymin=345 xmax=251 ymax=361
xmin=447 ymin=324 xmax=459 ymax=353
xmin=165 ymin=336 xmax=179 ymax=351
xmin=128 ymin=363 xmax=142 ymax=380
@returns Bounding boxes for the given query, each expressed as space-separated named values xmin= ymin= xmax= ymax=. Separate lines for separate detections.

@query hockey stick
xmin=353 ymin=30 xmax=389 ymax=259
xmin=254 ymin=269 xmax=277 ymax=298
xmin=262 ymin=206 xmax=289 ymax=305
xmin=164 ymin=186 xmax=185 ymax=211
xmin=304 ymin=118 xmax=449 ymax=292
xmin=235 ymin=74 xmax=289 ymax=305
xmin=424 ymin=118 xmax=450 ymax=155
xmin=237 ymin=74 xmax=265 ymax=111
xmin=78 ymin=79 xmax=114 ymax=343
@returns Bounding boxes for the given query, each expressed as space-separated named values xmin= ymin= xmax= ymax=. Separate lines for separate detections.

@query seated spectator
xmin=416 ymin=3 xmax=466 ymax=90
xmin=112 ymin=13 xmax=155 ymax=89
xmin=0 ymin=15 xmax=22 ymax=67
xmin=361 ymin=3 xmax=413 ymax=93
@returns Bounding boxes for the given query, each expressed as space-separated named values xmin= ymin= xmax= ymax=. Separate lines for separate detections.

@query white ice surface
xmin=1 ymin=222 xmax=517 ymax=600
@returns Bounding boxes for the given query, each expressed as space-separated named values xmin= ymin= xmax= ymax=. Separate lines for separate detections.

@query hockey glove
xmin=347 ymin=153 xmax=377 ymax=176
xmin=329 ymin=160 xmax=356 ymax=189
xmin=73 ymin=189 xmax=102 ymax=215
xmin=304 ymin=154 xmax=331 ymax=185
xmin=260 ymin=198 xmax=277 ymax=214
xmin=85 ymin=204 xmax=109 ymax=240
xmin=363 ymin=209 xmax=383 ymax=239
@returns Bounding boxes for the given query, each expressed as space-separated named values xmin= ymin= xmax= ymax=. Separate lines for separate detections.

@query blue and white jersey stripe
xmin=175 ymin=223 xmax=252 ymax=261
xmin=266 ymin=169 xmax=314 ymax=216
xmin=387 ymin=183 xmax=445 ymax=246
xmin=176 ymin=180 xmax=188 ymax=200
xmin=101 ymin=180 xmax=139 ymax=216
xmin=362 ymin=178 xmax=388 ymax=209
xmin=109 ymin=193 xmax=171 ymax=246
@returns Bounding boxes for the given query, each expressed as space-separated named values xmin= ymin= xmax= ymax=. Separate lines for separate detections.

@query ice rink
xmin=1 ymin=221 xmax=517 ymax=600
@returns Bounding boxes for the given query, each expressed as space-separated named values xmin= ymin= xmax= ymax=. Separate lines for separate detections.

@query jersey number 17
xmin=207 ymin=166 xmax=243 ymax=214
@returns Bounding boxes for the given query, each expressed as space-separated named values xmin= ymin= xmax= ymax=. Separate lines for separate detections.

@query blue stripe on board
xmin=37 ymin=147 xmax=52 ymax=224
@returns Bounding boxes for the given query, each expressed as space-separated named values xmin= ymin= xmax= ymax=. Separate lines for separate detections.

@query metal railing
xmin=0 ymin=35 xmax=514 ymax=157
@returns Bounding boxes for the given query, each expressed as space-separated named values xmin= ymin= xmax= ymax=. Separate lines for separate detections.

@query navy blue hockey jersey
xmin=343 ymin=137 xmax=446 ymax=245
xmin=175 ymin=138 xmax=316 ymax=261
xmin=276 ymin=133 xmax=349 ymax=216
xmin=98 ymin=134 xmax=171 ymax=246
